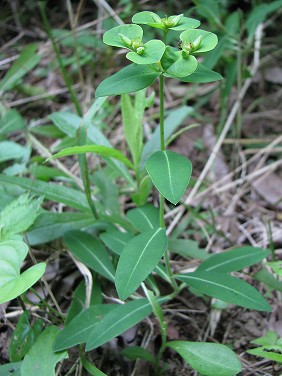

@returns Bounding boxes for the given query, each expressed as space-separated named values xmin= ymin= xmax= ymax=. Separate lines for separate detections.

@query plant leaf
xmin=180 ymin=29 xmax=218 ymax=54
xmin=126 ymin=204 xmax=159 ymax=232
xmin=247 ymin=345 xmax=282 ymax=363
xmin=121 ymin=346 xmax=156 ymax=364
xmin=103 ymin=24 xmax=143 ymax=48
xmin=145 ymin=150 xmax=192 ymax=205
xmin=21 ymin=326 xmax=68 ymax=376
xmin=126 ymin=40 xmax=165 ymax=64
xmin=177 ymin=63 xmax=222 ymax=83
xmin=64 ymin=231 xmax=115 ymax=282
xmin=0 ymin=141 xmax=29 ymax=162
xmin=53 ymin=304 xmax=117 ymax=351
xmin=161 ymin=47 xmax=198 ymax=78
xmin=168 ymin=239 xmax=208 ymax=260
xmin=0 ymin=362 xmax=22 ymax=376
xmin=96 ymin=64 xmax=160 ymax=97
xmin=197 ymin=246 xmax=270 ymax=273
xmin=175 ymin=271 xmax=271 ymax=311
xmin=86 ymin=298 xmax=157 ymax=351
xmin=100 ymin=230 xmax=134 ymax=256
xmin=115 ymin=228 xmax=167 ymax=300
xmin=167 ymin=341 xmax=241 ymax=376
xmin=0 ymin=44 xmax=41 ymax=93
xmin=0 ymin=240 xmax=46 ymax=304
xmin=48 ymin=145 xmax=134 ymax=169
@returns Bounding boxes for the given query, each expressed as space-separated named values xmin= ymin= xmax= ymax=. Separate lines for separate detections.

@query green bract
xmin=103 ymin=24 xmax=165 ymax=64
xmin=161 ymin=46 xmax=198 ymax=78
xmin=132 ymin=11 xmax=200 ymax=31
xmin=180 ymin=28 xmax=218 ymax=54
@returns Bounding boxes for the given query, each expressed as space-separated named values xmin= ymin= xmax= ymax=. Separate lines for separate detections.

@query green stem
xmin=159 ymin=74 xmax=165 ymax=229
xmin=39 ymin=2 xmax=83 ymax=117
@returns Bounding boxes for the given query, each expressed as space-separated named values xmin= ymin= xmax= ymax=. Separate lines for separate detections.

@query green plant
xmin=0 ymin=8 xmax=274 ymax=376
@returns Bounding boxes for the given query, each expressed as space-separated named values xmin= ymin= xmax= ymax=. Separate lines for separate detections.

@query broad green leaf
xmin=93 ymin=169 xmax=120 ymax=215
xmin=121 ymin=346 xmax=156 ymax=364
xmin=140 ymin=106 xmax=193 ymax=169
xmin=86 ymin=298 xmax=155 ymax=351
xmin=0 ymin=174 xmax=89 ymax=211
xmin=0 ymin=194 xmax=42 ymax=239
xmin=0 ymin=109 xmax=25 ymax=135
xmin=126 ymin=205 xmax=159 ymax=232
xmin=267 ymin=261 xmax=282 ymax=277
xmin=145 ymin=150 xmax=192 ymax=205
xmin=115 ymin=228 xmax=167 ymax=300
xmin=254 ymin=268 xmax=282 ymax=293
xmin=0 ymin=44 xmax=41 ymax=93
xmin=48 ymin=144 xmax=134 ymax=169
xmin=103 ymin=24 xmax=143 ymax=48
xmin=175 ymin=271 xmax=271 ymax=311
xmin=49 ymin=111 xmax=134 ymax=186
xmin=64 ymin=231 xmax=115 ymax=282
xmin=167 ymin=341 xmax=241 ymax=376
xmin=9 ymin=311 xmax=44 ymax=362
xmin=126 ymin=40 xmax=165 ymax=64
xmin=21 ymin=326 xmax=68 ymax=376
xmin=180 ymin=29 xmax=218 ymax=54
xmin=121 ymin=93 xmax=143 ymax=168
xmin=0 ymin=362 xmax=22 ymax=376
xmin=197 ymin=246 xmax=270 ymax=273
xmin=161 ymin=47 xmax=198 ymax=78
xmin=26 ymin=212 xmax=100 ymax=245
xmin=100 ymin=230 xmax=134 ymax=256
xmin=0 ymin=141 xmax=29 ymax=162
xmin=95 ymin=64 xmax=160 ymax=97
xmin=247 ymin=345 xmax=282 ymax=363
xmin=168 ymin=239 xmax=208 ymax=260
xmin=53 ymin=304 xmax=117 ymax=351
xmin=132 ymin=11 xmax=200 ymax=31
xmin=178 ymin=63 xmax=222 ymax=83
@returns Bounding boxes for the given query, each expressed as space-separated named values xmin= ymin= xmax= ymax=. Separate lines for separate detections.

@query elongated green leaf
xmin=53 ymin=305 xmax=117 ymax=351
xmin=96 ymin=64 xmax=160 ymax=97
xmin=126 ymin=40 xmax=165 ymax=64
xmin=100 ymin=230 xmax=134 ymax=256
xmin=168 ymin=239 xmax=208 ymax=260
xmin=0 ymin=362 xmax=22 ymax=376
xmin=49 ymin=145 xmax=134 ymax=169
xmin=197 ymin=246 xmax=270 ymax=273
xmin=86 ymin=299 xmax=154 ymax=351
xmin=27 ymin=212 xmax=100 ymax=245
xmin=0 ymin=109 xmax=25 ymax=135
xmin=0 ymin=44 xmax=41 ymax=93
xmin=64 ymin=231 xmax=115 ymax=282
xmin=167 ymin=341 xmax=241 ymax=376
xmin=0 ymin=141 xmax=29 ymax=162
xmin=21 ymin=326 xmax=68 ymax=376
xmin=115 ymin=228 xmax=167 ymax=300
xmin=175 ymin=271 xmax=271 ymax=311
xmin=0 ymin=194 xmax=42 ymax=239
xmin=247 ymin=345 xmax=282 ymax=363
xmin=121 ymin=346 xmax=156 ymax=364
xmin=81 ymin=357 xmax=107 ymax=376
xmin=0 ymin=240 xmax=46 ymax=304
xmin=146 ymin=150 xmax=192 ymax=205
xmin=254 ymin=268 xmax=282 ymax=293
xmin=126 ymin=205 xmax=159 ymax=232
xmin=0 ymin=174 xmax=89 ymax=211
xmin=178 ymin=64 xmax=222 ymax=83
xmin=9 ymin=311 xmax=44 ymax=362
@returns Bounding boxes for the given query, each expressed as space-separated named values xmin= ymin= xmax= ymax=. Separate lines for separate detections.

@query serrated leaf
xmin=103 ymin=24 xmax=143 ymax=48
xmin=145 ymin=150 xmax=192 ymax=205
xmin=126 ymin=205 xmax=159 ymax=232
xmin=167 ymin=341 xmax=241 ymax=376
xmin=161 ymin=47 xmax=198 ymax=78
xmin=177 ymin=63 xmax=222 ymax=83
xmin=100 ymin=230 xmax=134 ymax=256
xmin=0 ymin=44 xmax=41 ymax=93
xmin=126 ymin=40 xmax=165 ymax=64
xmin=9 ymin=311 xmax=44 ymax=362
xmin=53 ymin=304 xmax=117 ymax=351
xmin=96 ymin=64 xmax=160 ymax=97
xmin=115 ymin=228 xmax=167 ymax=300
xmin=64 ymin=231 xmax=115 ymax=282
xmin=197 ymin=246 xmax=270 ymax=273
xmin=180 ymin=29 xmax=218 ymax=54
xmin=48 ymin=144 xmax=134 ymax=169
xmin=21 ymin=326 xmax=68 ymax=376
xmin=175 ymin=271 xmax=271 ymax=311
xmin=0 ymin=240 xmax=46 ymax=304
xmin=86 ymin=299 xmax=155 ymax=351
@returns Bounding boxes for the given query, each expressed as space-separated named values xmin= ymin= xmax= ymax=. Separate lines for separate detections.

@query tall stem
xmin=159 ymin=74 xmax=165 ymax=229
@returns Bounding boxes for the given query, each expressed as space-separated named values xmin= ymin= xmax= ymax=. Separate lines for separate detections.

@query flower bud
xmin=182 ymin=50 xmax=190 ymax=59
xmin=170 ymin=14 xmax=183 ymax=26
xmin=118 ymin=33 xmax=132 ymax=48
xmin=193 ymin=35 xmax=203 ymax=50
xmin=136 ymin=46 xmax=145 ymax=55
xmin=132 ymin=39 xmax=143 ymax=50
